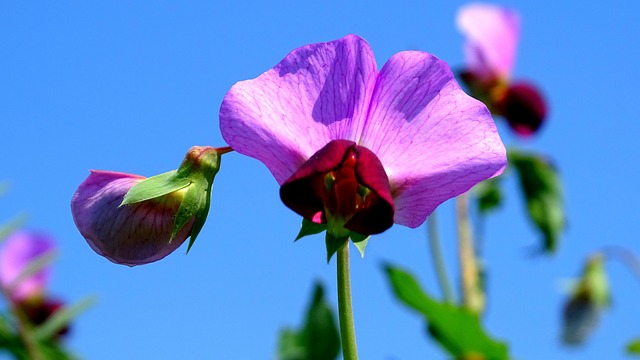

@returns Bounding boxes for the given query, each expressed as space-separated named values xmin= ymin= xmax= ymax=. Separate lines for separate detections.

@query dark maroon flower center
xmin=280 ymin=140 xmax=394 ymax=236
xmin=18 ymin=298 xmax=69 ymax=339
xmin=496 ymin=82 xmax=547 ymax=136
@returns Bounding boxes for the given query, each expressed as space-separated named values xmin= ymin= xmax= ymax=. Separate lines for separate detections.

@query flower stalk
xmin=456 ymin=192 xmax=485 ymax=313
xmin=337 ymin=243 xmax=358 ymax=360
xmin=427 ymin=211 xmax=455 ymax=303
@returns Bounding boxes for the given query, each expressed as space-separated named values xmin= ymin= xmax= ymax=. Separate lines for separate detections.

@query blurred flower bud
xmin=561 ymin=254 xmax=610 ymax=345
xmin=0 ymin=231 xmax=54 ymax=301
xmin=496 ymin=82 xmax=547 ymax=137
xmin=19 ymin=297 xmax=70 ymax=339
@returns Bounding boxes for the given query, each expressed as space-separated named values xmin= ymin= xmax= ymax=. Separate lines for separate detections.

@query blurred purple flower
xmin=0 ymin=231 xmax=54 ymax=300
xmin=220 ymin=35 xmax=506 ymax=236
xmin=457 ymin=3 xmax=547 ymax=137
xmin=71 ymin=170 xmax=194 ymax=266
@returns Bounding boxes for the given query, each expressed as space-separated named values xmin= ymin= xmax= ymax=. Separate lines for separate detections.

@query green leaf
xmin=34 ymin=296 xmax=97 ymax=341
xmin=277 ymin=328 xmax=306 ymax=360
xmin=509 ymin=150 xmax=565 ymax=254
xmin=474 ymin=176 xmax=503 ymax=214
xmin=295 ymin=218 xmax=327 ymax=241
xmin=325 ymin=232 xmax=348 ymax=263
xmin=349 ymin=232 xmax=369 ymax=258
xmin=120 ymin=170 xmax=191 ymax=206
xmin=276 ymin=282 xmax=340 ymax=360
xmin=627 ymin=338 xmax=640 ymax=355
xmin=384 ymin=264 xmax=510 ymax=360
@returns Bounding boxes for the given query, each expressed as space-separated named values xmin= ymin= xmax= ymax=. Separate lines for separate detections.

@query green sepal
xmin=509 ymin=150 xmax=566 ymax=254
xmin=119 ymin=146 xmax=223 ymax=254
xmin=276 ymin=282 xmax=340 ymax=360
xmin=627 ymin=338 xmax=640 ymax=355
xmin=384 ymin=264 xmax=510 ymax=360
xmin=185 ymin=174 xmax=215 ymax=253
xmin=295 ymin=218 xmax=327 ymax=241
xmin=325 ymin=232 xmax=348 ymax=263
xmin=182 ymin=148 xmax=222 ymax=253
xmin=171 ymin=178 xmax=204 ymax=243
xmin=120 ymin=170 xmax=191 ymax=206
xmin=349 ymin=232 xmax=369 ymax=258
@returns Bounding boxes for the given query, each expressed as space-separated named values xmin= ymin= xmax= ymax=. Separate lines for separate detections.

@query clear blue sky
xmin=1 ymin=1 xmax=639 ymax=359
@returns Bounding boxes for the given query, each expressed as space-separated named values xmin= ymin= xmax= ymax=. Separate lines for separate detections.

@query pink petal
xmin=71 ymin=170 xmax=193 ymax=266
xmin=219 ymin=34 xmax=378 ymax=184
xmin=360 ymin=51 xmax=507 ymax=228
xmin=457 ymin=3 xmax=520 ymax=78
xmin=0 ymin=231 xmax=54 ymax=300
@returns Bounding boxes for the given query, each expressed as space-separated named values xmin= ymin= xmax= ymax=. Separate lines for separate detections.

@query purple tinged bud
xmin=71 ymin=146 xmax=224 ymax=266
xmin=72 ymin=171 xmax=193 ymax=266
xmin=0 ymin=231 xmax=55 ymax=300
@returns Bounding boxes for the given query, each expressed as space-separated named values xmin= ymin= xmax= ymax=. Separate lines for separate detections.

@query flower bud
xmin=561 ymin=254 xmax=610 ymax=345
xmin=71 ymin=146 xmax=224 ymax=266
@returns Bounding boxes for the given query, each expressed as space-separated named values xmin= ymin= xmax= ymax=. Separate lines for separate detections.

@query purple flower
xmin=220 ymin=35 xmax=506 ymax=236
xmin=71 ymin=170 xmax=195 ymax=266
xmin=457 ymin=3 xmax=547 ymax=137
xmin=0 ymin=231 xmax=54 ymax=300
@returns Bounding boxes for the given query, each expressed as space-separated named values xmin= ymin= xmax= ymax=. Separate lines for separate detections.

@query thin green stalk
xmin=427 ymin=211 xmax=455 ymax=303
xmin=456 ymin=192 xmax=485 ymax=314
xmin=337 ymin=243 xmax=358 ymax=360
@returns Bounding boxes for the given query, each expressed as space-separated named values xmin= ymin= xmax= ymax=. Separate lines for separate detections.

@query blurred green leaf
xmin=295 ymin=219 xmax=327 ymax=241
xmin=627 ymin=338 xmax=640 ymax=355
xmin=0 ymin=214 xmax=28 ymax=243
xmin=276 ymin=282 xmax=340 ymax=360
xmin=0 ymin=315 xmax=77 ymax=360
xmin=34 ymin=296 xmax=97 ymax=341
xmin=509 ymin=150 xmax=565 ymax=253
xmin=384 ymin=264 xmax=509 ymax=360
xmin=120 ymin=170 xmax=191 ymax=206
xmin=474 ymin=177 xmax=503 ymax=214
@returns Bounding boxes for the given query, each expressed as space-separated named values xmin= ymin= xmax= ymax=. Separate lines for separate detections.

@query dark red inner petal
xmin=498 ymin=82 xmax=547 ymax=136
xmin=279 ymin=140 xmax=394 ymax=235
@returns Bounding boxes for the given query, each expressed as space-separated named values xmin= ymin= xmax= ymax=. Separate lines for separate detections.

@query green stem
xmin=427 ymin=211 xmax=455 ymax=303
xmin=456 ymin=192 xmax=484 ymax=314
xmin=215 ymin=146 xmax=234 ymax=155
xmin=337 ymin=243 xmax=358 ymax=360
xmin=0 ymin=285 xmax=43 ymax=360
